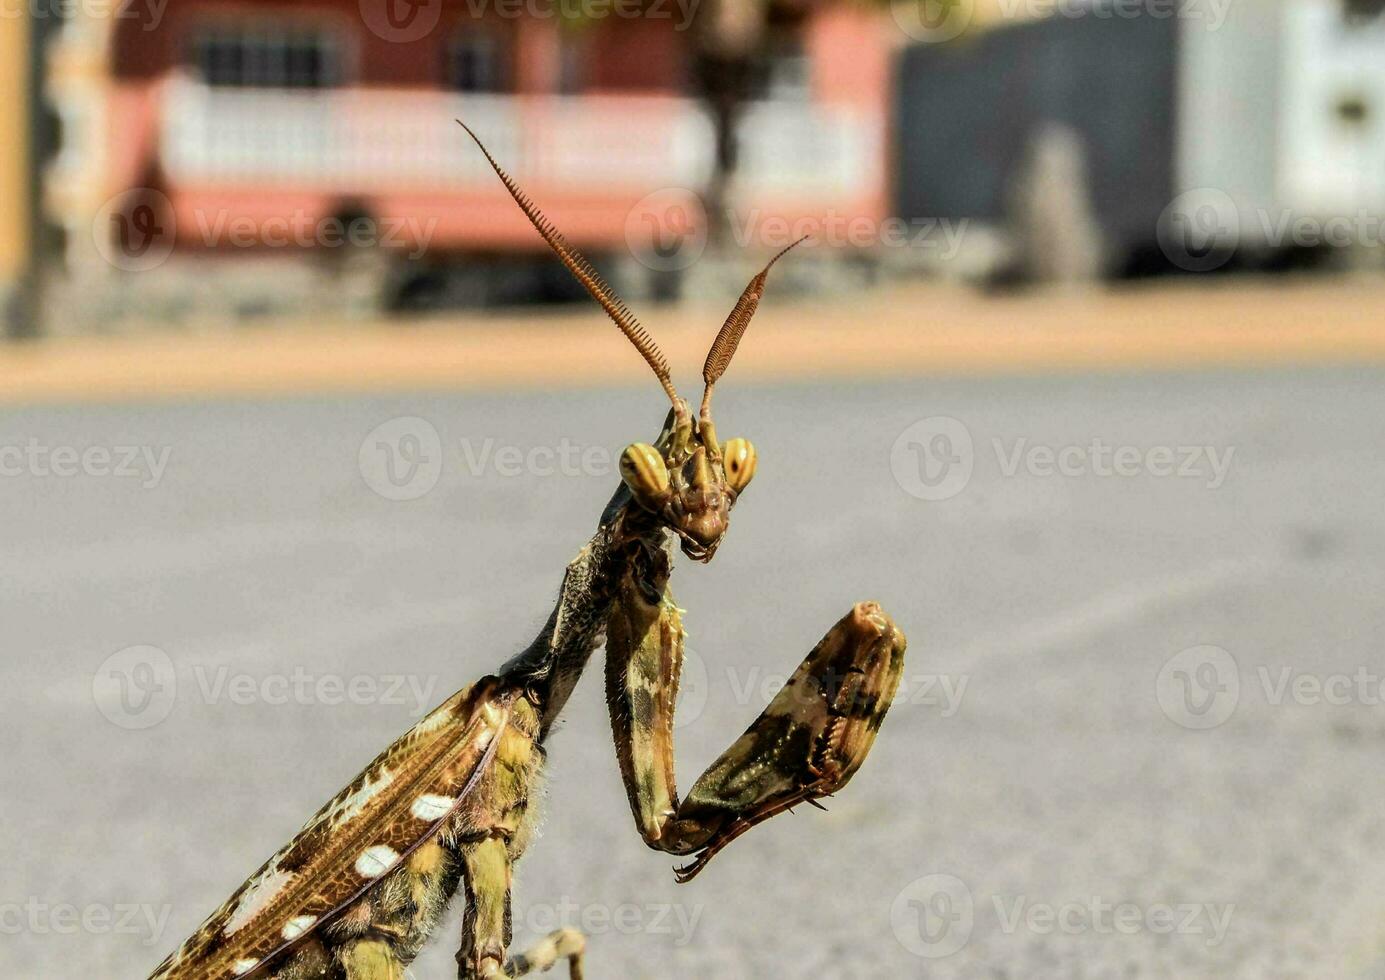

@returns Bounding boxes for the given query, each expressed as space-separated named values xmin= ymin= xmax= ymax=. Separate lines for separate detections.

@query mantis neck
xmin=497 ymin=489 xmax=671 ymax=739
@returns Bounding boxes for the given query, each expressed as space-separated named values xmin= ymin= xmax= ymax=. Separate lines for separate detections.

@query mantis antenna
xmin=700 ymin=236 xmax=808 ymax=423
xmin=457 ymin=121 xmax=681 ymax=412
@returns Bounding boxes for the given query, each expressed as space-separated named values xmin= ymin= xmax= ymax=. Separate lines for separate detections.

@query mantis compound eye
xmin=620 ymin=442 xmax=671 ymax=509
xmin=722 ymin=438 xmax=757 ymax=493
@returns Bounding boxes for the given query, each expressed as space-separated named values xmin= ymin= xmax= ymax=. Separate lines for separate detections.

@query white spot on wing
xmin=410 ymin=794 xmax=455 ymax=821
xmin=282 ymin=914 xmax=318 ymax=940
xmin=223 ymin=864 xmax=295 ymax=937
xmin=329 ymin=767 xmax=395 ymax=828
xmin=355 ymin=844 xmax=401 ymax=879
xmin=232 ymin=959 xmax=259 ymax=976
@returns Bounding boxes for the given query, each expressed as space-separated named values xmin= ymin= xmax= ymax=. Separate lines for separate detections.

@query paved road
xmin=5 ymin=368 xmax=1385 ymax=978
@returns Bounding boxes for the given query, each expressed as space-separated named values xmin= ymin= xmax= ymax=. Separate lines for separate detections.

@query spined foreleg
xmin=606 ymin=577 xmax=906 ymax=881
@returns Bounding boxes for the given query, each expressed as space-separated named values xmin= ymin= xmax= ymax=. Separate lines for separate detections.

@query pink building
xmin=97 ymin=0 xmax=891 ymax=271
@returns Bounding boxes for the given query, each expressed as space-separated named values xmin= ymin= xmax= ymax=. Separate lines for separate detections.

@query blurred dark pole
xmin=692 ymin=0 xmax=765 ymax=246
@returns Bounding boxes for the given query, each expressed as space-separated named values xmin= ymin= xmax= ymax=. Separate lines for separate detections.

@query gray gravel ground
xmin=5 ymin=368 xmax=1385 ymax=979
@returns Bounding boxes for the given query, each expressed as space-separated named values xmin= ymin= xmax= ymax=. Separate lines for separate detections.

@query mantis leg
xmin=505 ymin=928 xmax=587 ymax=979
xmin=454 ymin=835 xmax=586 ymax=980
xmin=455 ymin=836 xmax=512 ymax=979
xmin=339 ymin=939 xmax=407 ymax=980
xmin=605 ymin=572 xmax=906 ymax=882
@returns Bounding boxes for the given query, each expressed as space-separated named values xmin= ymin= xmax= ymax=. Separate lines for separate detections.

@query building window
xmin=190 ymin=25 xmax=345 ymax=89
xmin=445 ymin=35 xmax=508 ymax=93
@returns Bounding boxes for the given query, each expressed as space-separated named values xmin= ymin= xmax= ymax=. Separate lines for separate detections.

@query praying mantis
xmin=147 ymin=124 xmax=907 ymax=980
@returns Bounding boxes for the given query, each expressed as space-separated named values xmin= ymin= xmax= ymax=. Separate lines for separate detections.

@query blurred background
xmin=5 ymin=0 xmax=1385 ymax=978
xmin=2 ymin=0 xmax=1384 ymax=334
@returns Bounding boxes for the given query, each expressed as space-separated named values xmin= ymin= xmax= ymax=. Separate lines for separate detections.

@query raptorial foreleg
xmin=606 ymin=571 xmax=906 ymax=881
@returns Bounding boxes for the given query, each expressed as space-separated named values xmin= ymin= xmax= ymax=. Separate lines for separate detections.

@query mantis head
xmin=618 ymin=404 xmax=757 ymax=562
xmin=458 ymin=121 xmax=803 ymax=563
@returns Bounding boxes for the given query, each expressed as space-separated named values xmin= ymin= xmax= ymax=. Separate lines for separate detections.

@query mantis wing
xmin=149 ymin=679 xmax=512 ymax=980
